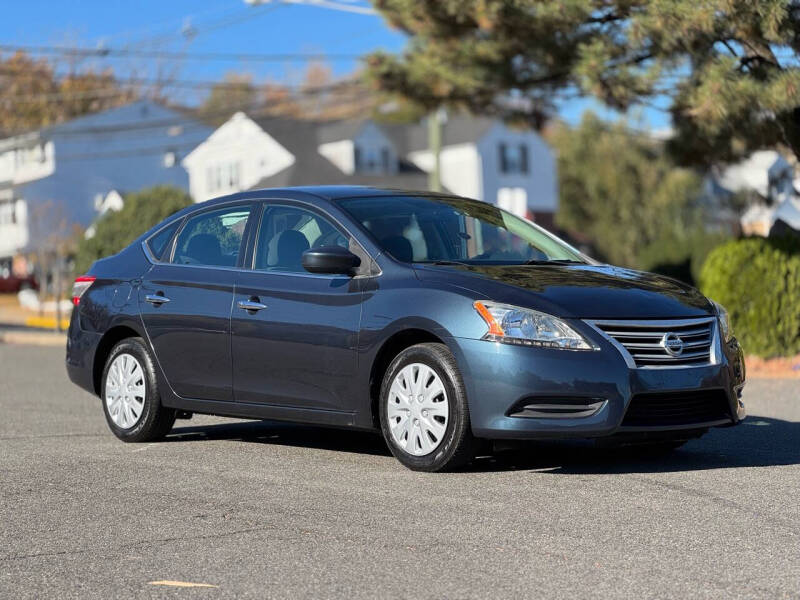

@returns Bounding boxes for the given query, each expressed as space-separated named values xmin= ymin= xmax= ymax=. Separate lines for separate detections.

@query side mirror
xmin=302 ymin=246 xmax=361 ymax=275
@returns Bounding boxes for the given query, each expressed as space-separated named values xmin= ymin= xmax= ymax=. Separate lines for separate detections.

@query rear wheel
xmin=101 ymin=337 xmax=175 ymax=442
xmin=379 ymin=343 xmax=474 ymax=472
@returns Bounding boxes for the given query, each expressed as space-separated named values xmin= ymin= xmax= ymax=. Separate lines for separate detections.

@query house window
xmin=13 ymin=143 xmax=46 ymax=168
xmin=0 ymin=201 xmax=16 ymax=225
xmin=206 ymin=162 xmax=241 ymax=194
xmin=229 ymin=162 xmax=240 ymax=188
xmin=499 ymin=143 xmax=529 ymax=174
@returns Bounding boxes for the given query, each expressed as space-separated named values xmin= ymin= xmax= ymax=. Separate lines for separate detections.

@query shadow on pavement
xmin=167 ymin=414 xmax=800 ymax=473
xmin=468 ymin=414 xmax=800 ymax=474
xmin=168 ymin=419 xmax=391 ymax=457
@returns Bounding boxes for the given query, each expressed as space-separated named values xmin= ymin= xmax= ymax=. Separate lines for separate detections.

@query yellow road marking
xmin=148 ymin=580 xmax=218 ymax=588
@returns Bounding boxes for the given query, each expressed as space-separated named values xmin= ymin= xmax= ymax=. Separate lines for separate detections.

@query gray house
xmin=0 ymin=100 xmax=213 ymax=265
xmin=182 ymin=112 xmax=558 ymax=228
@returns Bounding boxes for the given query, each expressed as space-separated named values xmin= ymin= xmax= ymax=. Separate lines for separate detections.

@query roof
xmin=248 ymin=115 xmax=444 ymax=192
xmin=204 ymin=185 xmax=450 ymax=207
xmin=317 ymin=119 xmax=368 ymax=144
xmin=383 ymin=115 xmax=496 ymax=155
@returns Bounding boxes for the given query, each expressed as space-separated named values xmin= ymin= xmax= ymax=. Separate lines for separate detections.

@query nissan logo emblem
xmin=660 ymin=332 xmax=684 ymax=357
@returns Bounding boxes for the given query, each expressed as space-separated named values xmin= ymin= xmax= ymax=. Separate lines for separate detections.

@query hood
xmin=414 ymin=263 xmax=714 ymax=319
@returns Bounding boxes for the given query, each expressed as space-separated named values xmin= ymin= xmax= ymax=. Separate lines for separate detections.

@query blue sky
xmin=1 ymin=0 xmax=669 ymax=129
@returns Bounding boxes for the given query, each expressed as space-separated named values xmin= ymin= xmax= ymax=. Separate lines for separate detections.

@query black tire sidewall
xmin=101 ymin=337 xmax=171 ymax=442
xmin=379 ymin=343 xmax=473 ymax=471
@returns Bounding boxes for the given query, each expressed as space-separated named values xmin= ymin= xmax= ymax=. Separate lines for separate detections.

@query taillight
xmin=72 ymin=275 xmax=96 ymax=306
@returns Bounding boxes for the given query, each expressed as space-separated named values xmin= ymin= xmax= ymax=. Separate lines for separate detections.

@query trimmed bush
xmin=699 ymin=236 xmax=800 ymax=358
xmin=74 ymin=185 xmax=192 ymax=274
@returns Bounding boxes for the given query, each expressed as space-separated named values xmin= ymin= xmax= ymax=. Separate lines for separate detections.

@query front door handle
xmin=237 ymin=299 xmax=268 ymax=312
xmin=145 ymin=294 xmax=170 ymax=305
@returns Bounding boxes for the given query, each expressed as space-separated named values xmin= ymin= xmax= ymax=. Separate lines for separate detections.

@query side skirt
xmin=162 ymin=396 xmax=358 ymax=428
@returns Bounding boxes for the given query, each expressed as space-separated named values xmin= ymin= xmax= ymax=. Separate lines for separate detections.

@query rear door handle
xmin=144 ymin=294 xmax=170 ymax=305
xmin=237 ymin=299 xmax=267 ymax=312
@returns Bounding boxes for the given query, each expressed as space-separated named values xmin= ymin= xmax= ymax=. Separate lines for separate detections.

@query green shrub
xmin=699 ymin=236 xmax=800 ymax=358
xmin=74 ymin=185 xmax=192 ymax=274
xmin=640 ymin=229 xmax=731 ymax=286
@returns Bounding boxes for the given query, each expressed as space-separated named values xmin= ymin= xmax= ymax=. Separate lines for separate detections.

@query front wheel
xmin=379 ymin=343 xmax=475 ymax=472
xmin=101 ymin=337 xmax=175 ymax=442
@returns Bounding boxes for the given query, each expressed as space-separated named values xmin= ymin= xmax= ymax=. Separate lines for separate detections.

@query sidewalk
xmin=0 ymin=294 xmax=68 ymax=347
xmin=0 ymin=328 xmax=66 ymax=347
xmin=0 ymin=294 xmax=70 ymax=330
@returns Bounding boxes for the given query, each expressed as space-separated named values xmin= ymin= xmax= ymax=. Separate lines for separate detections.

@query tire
xmin=100 ymin=337 xmax=176 ymax=442
xmin=379 ymin=343 xmax=475 ymax=472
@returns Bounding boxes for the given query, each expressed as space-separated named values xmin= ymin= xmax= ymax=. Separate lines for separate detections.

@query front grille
xmin=592 ymin=318 xmax=716 ymax=368
xmin=621 ymin=390 xmax=731 ymax=427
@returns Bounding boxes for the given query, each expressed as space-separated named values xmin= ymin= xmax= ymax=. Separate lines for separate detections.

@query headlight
xmin=711 ymin=300 xmax=733 ymax=342
xmin=473 ymin=301 xmax=598 ymax=350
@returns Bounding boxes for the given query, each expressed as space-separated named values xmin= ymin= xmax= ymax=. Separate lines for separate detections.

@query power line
xmin=0 ymin=43 xmax=364 ymax=63
xmin=0 ymin=64 xmax=365 ymax=95
xmin=245 ymin=0 xmax=376 ymax=16
xmin=55 ymin=139 xmax=207 ymax=162
xmin=53 ymin=100 xmax=376 ymax=160
xmin=0 ymin=85 xmax=371 ymax=139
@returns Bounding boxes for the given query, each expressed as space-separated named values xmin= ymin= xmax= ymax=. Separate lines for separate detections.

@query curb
xmin=24 ymin=316 xmax=71 ymax=330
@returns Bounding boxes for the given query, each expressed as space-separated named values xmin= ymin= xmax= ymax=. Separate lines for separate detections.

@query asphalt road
xmin=1 ymin=344 xmax=799 ymax=599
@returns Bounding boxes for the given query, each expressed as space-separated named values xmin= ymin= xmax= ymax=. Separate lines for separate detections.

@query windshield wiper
xmin=523 ymin=259 xmax=584 ymax=266
xmin=423 ymin=260 xmax=471 ymax=266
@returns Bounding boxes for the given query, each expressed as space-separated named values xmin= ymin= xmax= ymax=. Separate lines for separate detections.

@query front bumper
xmin=451 ymin=328 xmax=746 ymax=441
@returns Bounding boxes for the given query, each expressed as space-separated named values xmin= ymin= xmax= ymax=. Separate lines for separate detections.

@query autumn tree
xmin=198 ymin=72 xmax=260 ymax=125
xmin=0 ymin=51 xmax=134 ymax=134
xmin=366 ymin=1 xmax=800 ymax=165
xmin=199 ymin=62 xmax=375 ymax=123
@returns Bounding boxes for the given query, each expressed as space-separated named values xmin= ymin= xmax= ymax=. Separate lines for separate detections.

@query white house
xmin=182 ymin=112 xmax=558 ymax=226
xmin=0 ymin=100 xmax=213 ymax=265
xmin=707 ymin=150 xmax=799 ymax=235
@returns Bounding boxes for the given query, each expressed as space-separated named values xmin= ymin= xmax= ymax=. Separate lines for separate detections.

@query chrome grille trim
xmin=585 ymin=317 xmax=720 ymax=369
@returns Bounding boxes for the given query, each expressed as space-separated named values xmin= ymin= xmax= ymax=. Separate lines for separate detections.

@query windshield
xmin=338 ymin=195 xmax=586 ymax=265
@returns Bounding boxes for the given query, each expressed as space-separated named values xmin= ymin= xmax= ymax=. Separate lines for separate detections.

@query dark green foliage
xmin=550 ymin=113 xmax=719 ymax=275
xmin=640 ymin=230 xmax=731 ymax=285
xmin=367 ymin=1 xmax=800 ymax=164
xmin=74 ymin=186 xmax=193 ymax=274
xmin=699 ymin=236 xmax=800 ymax=357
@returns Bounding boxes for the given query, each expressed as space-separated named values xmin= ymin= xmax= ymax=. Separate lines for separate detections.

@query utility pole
xmin=428 ymin=107 xmax=446 ymax=192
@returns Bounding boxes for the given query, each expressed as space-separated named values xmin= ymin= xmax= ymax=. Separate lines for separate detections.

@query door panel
xmin=140 ymin=265 xmax=235 ymax=401
xmin=232 ymin=272 xmax=363 ymax=410
xmin=138 ymin=203 xmax=253 ymax=402
xmin=231 ymin=203 xmax=364 ymax=411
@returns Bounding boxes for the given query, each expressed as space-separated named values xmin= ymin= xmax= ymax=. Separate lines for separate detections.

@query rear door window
xmin=146 ymin=220 xmax=181 ymax=261
xmin=172 ymin=206 xmax=251 ymax=267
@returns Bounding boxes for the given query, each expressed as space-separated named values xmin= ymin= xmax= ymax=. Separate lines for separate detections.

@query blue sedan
xmin=66 ymin=187 xmax=746 ymax=471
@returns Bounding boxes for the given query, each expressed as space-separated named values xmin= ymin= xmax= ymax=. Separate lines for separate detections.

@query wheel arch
xmin=368 ymin=328 xmax=449 ymax=429
xmin=92 ymin=324 xmax=143 ymax=395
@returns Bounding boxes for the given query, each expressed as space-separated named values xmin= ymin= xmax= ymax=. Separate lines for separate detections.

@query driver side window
xmin=172 ymin=206 xmax=251 ymax=267
xmin=254 ymin=205 xmax=347 ymax=272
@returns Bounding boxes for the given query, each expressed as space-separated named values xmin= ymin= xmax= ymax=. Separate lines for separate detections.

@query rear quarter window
xmin=146 ymin=221 xmax=181 ymax=261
